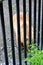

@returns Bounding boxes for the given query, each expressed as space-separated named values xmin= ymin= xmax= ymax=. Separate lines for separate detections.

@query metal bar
xmin=23 ymin=0 xmax=27 ymax=65
xmin=41 ymin=0 xmax=43 ymax=50
xmin=38 ymin=0 xmax=41 ymax=46
xmin=16 ymin=0 xmax=22 ymax=65
xmin=29 ymin=0 xmax=31 ymax=44
xmin=0 ymin=2 xmax=9 ymax=65
xmin=8 ymin=0 xmax=16 ymax=65
xmin=34 ymin=0 xmax=36 ymax=43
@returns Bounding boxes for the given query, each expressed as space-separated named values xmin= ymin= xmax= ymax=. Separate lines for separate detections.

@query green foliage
xmin=24 ymin=44 xmax=43 ymax=65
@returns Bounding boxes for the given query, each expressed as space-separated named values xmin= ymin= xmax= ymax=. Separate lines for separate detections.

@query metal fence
xmin=0 ymin=0 xmax=43 ymax=65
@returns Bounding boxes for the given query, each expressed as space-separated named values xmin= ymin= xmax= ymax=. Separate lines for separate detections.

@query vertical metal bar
xmin=0 ymin=2 xmax=9 ymax=65
xmin=23 ymin=0 xmax=27 ymax=65
xmin=34 ymin=0 xmax=36 ymax=43
xmin=16 ymin=0 xmax=22 ymax=65
xmin=41 ymin=0 xmax=43 ymax=50
xmin=29 ymin=0 xmax=31 ymax=44
xmin=38 ymin=0 xmax=41 ymax=46
xmin=8 ymin=0 xmax=16 ymax=65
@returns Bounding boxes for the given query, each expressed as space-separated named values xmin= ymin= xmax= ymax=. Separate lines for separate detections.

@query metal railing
xmin=0 ymin=0 xmax=43 ymax=65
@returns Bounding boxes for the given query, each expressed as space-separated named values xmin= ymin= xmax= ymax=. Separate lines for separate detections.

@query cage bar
xmin=16 ymin=0 xmax=22 ymax=65
xmin=23 ymin=0 xmax=27 ymax=65
xmin=41 ymin=0 xmax=43 ymax=50
xmin=34 ymin=0 xmax=37 ymax=43
xmin=8 ymin=0 xmax=16 ymax=65
xmin=38 ymin=0 xmax=41 ymax=47
xmin=0 ymin=2 xmax=9 ymax=65
xmin=29 ymin=0 xmax=31 ymax=44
